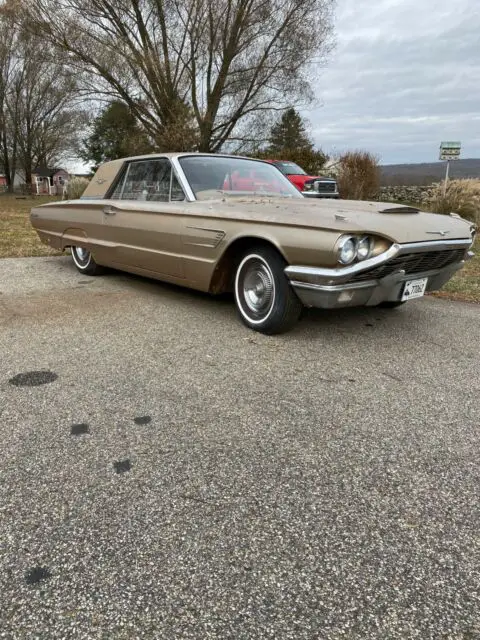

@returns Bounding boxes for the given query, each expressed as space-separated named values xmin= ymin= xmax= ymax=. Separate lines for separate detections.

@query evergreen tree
xmin=80 ymin=101 xmax=153 ymax=172
xmin=268 ymin=108 xmax=313 ymax=153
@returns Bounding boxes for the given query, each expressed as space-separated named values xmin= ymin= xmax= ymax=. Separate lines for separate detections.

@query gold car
xmin=31 ymin=153 xmax=476 ymax=334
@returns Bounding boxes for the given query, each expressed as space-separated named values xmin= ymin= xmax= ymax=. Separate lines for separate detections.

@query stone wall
xmin=375 ymin=184 xmax=438 ymax=204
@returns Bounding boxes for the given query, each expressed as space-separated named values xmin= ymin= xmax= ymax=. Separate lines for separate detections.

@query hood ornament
xmin=426 ymin=230 xmax=450 ymax=237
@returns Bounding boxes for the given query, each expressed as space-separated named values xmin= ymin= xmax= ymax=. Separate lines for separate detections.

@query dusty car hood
xmin=188 ymin=196 xmax=472 ymax=243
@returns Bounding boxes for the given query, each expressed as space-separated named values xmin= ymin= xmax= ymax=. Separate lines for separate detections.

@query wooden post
xmin=443 ymin=159 xmax=450 ymax=198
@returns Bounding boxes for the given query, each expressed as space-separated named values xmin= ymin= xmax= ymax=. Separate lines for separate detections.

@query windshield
xmin=179 ymin=156 xmax=303 ymax=199
xmin=273 ymin=162 xmax=307 ymax=176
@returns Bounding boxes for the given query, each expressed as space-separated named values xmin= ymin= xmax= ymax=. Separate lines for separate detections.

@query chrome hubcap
xmin=242 ymin=260 xmax=274 ymax=315
xmin=76 ymin=247 xmax=89 ymax=262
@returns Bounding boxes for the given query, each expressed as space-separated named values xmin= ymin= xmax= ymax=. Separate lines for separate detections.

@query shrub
xmin=66 ymin=177 xmax=90 ymax=200
xmin=336 ymin=151 xmax=380 ymax=200
xmin=429 ymin=179 xmax=480 ymax=225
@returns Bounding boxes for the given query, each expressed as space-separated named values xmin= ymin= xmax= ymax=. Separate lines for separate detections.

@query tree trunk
xmin=1 ymin=130 xmax=13 ymax=192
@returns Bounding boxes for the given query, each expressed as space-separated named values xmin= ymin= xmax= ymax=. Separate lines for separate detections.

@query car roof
xmin=81 ymin=153 xmax=281 ymax=199
xmin=110 ymin=152 xmax=266 ymax=163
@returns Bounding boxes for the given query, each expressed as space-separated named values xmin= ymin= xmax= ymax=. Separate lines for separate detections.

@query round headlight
xmin=338 ymin=236 xmax=357 ymax=264
xmin=357 ymin=236 xmax=373 ymax=261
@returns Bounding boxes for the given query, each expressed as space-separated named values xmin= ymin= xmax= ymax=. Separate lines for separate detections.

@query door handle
xmin=103 ymin=206 xmax=116 ymax=216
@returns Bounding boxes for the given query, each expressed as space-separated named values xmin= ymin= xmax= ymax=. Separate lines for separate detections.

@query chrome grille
xmin=350 ymin=248 xmax=466 ymax=283
xmin=315 ymin=181 xmax=336 ymax=193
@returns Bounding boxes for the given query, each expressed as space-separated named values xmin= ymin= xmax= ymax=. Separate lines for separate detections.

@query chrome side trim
xmin=285 ymin=239 xmax=471 ymax=283
xmin=395 ymin=239 xmax=472 ymax=253
xmin=185 ymin=227 xmax=226 ymax=248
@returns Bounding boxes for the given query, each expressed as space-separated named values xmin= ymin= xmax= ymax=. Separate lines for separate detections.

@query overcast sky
xmin=306 ymin=0 xmax=480 ymax=165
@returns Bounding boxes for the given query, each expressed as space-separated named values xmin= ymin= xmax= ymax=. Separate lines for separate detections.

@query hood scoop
xmin=379 ymin=206 xmax=420 ymax=214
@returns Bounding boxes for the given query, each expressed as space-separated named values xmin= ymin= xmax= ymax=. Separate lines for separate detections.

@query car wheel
xmin=70 ymin=246 xmax=104 ymax=275
xmin=378 ymin=301 xmax=406 ymax=308
xmin=234 ymin=246 xmax=302 ymax=334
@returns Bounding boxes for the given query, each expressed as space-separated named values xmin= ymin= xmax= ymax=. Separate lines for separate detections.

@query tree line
xmin=82 ymin=103 xmax=327 ymax=175
xmin=0 ymin=0 xmax=335 ymax=190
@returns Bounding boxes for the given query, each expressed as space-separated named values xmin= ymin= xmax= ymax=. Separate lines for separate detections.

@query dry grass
xmin=429 ymin=179 xmax=480 ymax=225
xmin=432 ymin=235 xmax=479 ymax=303
xmin=0 ymin=194 xmax=63 ymax=258
xmin=67 ymin=176 xmax=89 ymax=200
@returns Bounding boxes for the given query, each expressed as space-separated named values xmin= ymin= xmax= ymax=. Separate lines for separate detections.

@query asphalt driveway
xmin=0 ymin=256 xmax=479 ymax=639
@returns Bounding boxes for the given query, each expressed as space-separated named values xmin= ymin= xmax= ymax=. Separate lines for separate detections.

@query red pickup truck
xmin=266 ymin=160 xmax=339 ymax=198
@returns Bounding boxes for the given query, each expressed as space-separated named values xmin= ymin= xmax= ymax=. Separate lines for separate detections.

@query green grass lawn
xmin=1 ymin=193 xmax=478 ymax=303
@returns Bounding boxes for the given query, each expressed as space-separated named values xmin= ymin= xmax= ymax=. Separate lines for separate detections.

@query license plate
xmin=401 ymin=277 xmax=428 ymax=301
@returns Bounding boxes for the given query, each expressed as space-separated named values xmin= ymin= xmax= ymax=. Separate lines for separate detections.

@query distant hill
xmin=380 ymin=158 xmax=480 ymax=185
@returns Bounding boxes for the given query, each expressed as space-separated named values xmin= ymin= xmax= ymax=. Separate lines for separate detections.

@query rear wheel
xmin=70 ymin=246 xmax=104 ymax=276
xmin=234 ymin=246 xmax=302 ymax=334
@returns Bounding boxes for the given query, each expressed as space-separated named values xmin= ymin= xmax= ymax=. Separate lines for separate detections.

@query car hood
xmin=190 ymin=196 xmax=473 ymax=243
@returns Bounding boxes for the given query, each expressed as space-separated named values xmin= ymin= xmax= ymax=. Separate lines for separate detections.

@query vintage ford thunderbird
xmin=31 ymin=153 xmax=476 ymax=334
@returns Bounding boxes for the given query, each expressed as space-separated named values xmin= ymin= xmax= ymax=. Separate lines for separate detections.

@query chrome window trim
xmin=171 ymin=156 xmax=196 ymax=201
xmin=119 ymin=162 xmax=131 ymax=200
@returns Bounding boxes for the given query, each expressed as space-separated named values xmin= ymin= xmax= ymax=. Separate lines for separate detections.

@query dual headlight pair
xmin=337 ymin=235 xmax=375 ymax=265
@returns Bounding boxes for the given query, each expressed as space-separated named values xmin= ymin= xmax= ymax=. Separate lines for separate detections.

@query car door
xmin=103 ymin=158 xmax=186 ymax=278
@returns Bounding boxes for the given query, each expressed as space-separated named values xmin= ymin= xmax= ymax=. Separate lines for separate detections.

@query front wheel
xmin=234 ymin=246 xmax=302 ymax=334
xmin=70 ymin=246 xmax=104 ymax=275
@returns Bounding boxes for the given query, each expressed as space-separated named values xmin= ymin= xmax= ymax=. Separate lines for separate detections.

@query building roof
xmin=32 ymin=166 xmax=68 ymax=177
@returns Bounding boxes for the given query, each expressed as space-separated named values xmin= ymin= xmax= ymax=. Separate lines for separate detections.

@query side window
xmin=110 ymin=166 xmax=128 ymax=199
xmin=122 ymin=159 xmax=170 ymax=201
xmin=109 ymin=159 xmax=185 ymax=202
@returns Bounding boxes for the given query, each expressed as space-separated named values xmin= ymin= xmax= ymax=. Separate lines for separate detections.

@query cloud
xmin=306 ymin=0 xmax=480 ymax=163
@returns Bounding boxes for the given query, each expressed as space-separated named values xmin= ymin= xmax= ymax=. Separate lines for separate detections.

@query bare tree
xmin=0 ymin=9 xmax=18 ymax=189
xmin=0 ymin=5 xmax=86 ymax=190
xmin=17 ymin=0 xmax=335 ymax=152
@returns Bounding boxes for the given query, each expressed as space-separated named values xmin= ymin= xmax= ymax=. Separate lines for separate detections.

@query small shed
xmin=32 ymin=167 xmax=70 ymax=195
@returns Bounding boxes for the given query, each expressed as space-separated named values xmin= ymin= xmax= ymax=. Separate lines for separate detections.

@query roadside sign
xmin=439 ymin=141 xmax=461 ymax=161
xmin=439 ymin=141 xmax=461 ymax=196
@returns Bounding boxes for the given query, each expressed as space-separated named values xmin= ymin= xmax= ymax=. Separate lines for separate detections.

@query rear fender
xmin=61 ymin=228 xmax=88 ymax=250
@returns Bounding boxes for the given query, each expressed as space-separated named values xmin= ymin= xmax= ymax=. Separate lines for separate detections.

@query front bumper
xmin=285 ymin=239 xmax=473 ymax=309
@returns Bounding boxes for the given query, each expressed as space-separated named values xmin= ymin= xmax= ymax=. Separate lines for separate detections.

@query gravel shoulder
xmin=1 ymin=257 xmax=479 ymax=639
